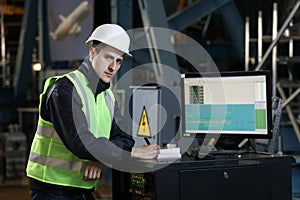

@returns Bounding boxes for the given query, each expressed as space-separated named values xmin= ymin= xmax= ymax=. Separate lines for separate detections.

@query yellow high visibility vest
xmin=26 ymin=70 xmax=115 ymax=189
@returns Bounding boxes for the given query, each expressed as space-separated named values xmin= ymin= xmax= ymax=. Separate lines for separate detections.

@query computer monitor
xmin=181 ymin=70 xmax=272 ymax=140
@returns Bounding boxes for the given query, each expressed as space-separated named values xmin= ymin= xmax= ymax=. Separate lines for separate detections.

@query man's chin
xmin=100 ymin=77 xmax=111 ymax=83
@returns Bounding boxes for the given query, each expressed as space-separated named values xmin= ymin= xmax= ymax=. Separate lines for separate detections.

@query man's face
xmin=89 ymin=45 xmax=124 ymax=83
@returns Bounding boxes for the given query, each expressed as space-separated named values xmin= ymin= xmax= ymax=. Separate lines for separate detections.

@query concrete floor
xmin=0 ymin=177 xmax=112 ymax=200
xmin=0 ymin=173 xmax=112 ymax=199
xmin=0 ymin=186 xmax=112 ymax=200
xmin=0 ymin=186 xmax=31 ymax=200
xmin=0 ymin=185 xmax=112 ymax=200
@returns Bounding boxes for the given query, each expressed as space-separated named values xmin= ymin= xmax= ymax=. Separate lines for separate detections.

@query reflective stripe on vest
xmin=29 ymin=152 xmax=84 ymax=172
xmin=29 ymin=126 xmax=84 ymax=171
xmin=26 ymin=70 xmax=115 ymax=189
xmin=67 ymin=71 xmax=115 ymax=138
xmin=27 ymin=125 xmax=93 ymax=188
xmin=36 ymin=125 xmax=60 ymax=140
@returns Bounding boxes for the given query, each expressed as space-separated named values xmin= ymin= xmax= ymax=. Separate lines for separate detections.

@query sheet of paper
xmin=157 ymin=148 xmax=181 ymax=161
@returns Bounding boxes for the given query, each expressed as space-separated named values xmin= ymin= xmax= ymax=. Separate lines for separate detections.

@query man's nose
xmin=108 ymin=60 xmax=116 ymax=71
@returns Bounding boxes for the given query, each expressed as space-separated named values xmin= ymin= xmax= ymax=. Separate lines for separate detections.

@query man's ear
xmin=89 ymin=48 xmax=94 ymax=61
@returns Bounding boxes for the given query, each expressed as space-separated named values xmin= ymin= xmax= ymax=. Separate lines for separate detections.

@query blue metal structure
xmin=13 ymin=0 xmax=38 ymax=104
xmin=13 ymin=0 xmax=50 ymax=105
xmin=167 ymin=0 xmax=244 ymax=62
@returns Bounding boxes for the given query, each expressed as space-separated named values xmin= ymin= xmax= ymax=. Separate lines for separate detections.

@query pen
xmin=144 ymin=137 xmax=151 ymax=145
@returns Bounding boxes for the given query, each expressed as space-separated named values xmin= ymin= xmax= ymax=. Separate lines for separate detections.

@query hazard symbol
xmin=137 ymin=106 xmax=151 ymax=137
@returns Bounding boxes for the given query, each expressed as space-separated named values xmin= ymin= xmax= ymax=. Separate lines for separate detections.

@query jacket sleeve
xmin=109 ymin=101 xmax=135 ymax=152
xmin=42 ymin=78 xmax=133 ymax=163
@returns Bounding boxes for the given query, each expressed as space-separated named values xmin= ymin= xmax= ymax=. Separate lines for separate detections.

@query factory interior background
xmin=1 ymin=0 xmax=300 ymax=199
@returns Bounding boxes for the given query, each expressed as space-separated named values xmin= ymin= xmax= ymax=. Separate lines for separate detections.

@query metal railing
xmin=245 ymin=1 xmax=300 ymax=143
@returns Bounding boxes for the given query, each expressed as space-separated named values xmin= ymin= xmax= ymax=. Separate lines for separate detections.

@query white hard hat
xmin=86 ymin=24 xmax=132 ymax=56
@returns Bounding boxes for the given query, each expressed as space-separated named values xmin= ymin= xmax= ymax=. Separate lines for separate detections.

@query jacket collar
xmin=78 ymin=56 xmax=110 ymax=95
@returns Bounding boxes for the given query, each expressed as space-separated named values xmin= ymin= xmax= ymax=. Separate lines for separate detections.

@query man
xmin=26 ymin=24 xmax=160 ymax=200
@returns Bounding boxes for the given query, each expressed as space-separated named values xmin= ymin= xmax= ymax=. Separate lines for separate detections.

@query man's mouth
xmin=105 ymin=72 xmax=113 ymax=78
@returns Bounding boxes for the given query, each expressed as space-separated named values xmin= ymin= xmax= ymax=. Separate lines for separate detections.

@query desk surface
xmin=135 ymin=152 xmax=295 ymax=172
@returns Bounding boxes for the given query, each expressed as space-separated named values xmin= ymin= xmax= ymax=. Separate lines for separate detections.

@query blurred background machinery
xmin=0 ymin=0 xmax=300 ymax=198
xmin=0 ymin=124 xmax=27 ymax=180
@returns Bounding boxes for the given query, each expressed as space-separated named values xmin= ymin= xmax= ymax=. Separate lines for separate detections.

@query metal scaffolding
xmin=245 ymin=0 xmax=300 ymax=143
xmin=0 ymin=5 xmax=6 ymax=86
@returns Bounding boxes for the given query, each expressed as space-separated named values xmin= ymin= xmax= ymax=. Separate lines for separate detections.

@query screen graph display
xmin=181 ymin=71 xmax=272 ymax=139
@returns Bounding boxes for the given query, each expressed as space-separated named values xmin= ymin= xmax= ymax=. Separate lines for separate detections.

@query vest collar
xmin=78 ymin=56 xmax=110 ymax=95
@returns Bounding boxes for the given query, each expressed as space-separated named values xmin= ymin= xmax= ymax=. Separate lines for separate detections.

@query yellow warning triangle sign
xmin=137 ymin=106 xmax=151 ymax=137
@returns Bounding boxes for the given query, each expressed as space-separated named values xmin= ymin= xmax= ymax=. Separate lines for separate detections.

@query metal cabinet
xmin=113 ymin=154 xmax=295 ymax=200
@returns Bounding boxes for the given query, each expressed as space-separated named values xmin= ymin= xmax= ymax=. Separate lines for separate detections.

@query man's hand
xmin=131 ymin=144 xmax=160 ymax=159
xmin=83 ymin=161 xmax=102 ymax=181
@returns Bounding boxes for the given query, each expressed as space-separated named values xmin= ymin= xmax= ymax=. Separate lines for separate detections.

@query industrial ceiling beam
xmin=168 ymin=0 xmax=244 ymax=62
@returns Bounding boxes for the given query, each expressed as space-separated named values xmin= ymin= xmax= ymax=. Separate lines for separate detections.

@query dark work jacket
xmin=40 ymin=56 xmax=135 ymax=162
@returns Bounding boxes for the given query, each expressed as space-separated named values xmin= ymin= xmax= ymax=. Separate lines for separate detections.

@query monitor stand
xmin=186 ymin=138 xmax=252 ymax=160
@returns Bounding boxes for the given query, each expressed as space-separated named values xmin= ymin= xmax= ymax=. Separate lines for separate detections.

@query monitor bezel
xmin=181 ymin=70 xmax=273 ymax=139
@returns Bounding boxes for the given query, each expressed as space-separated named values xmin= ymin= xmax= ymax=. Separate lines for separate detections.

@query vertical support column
xmin=115 ymin=0 xmax=135 ymax=128
xmin=137 ymin=0 xmax=180 ymax=87
xmin=13 ymin=0 xmax=38 ymax=104
xmin=38 ymin=0 xmax=51 ymax=70
xmin=217 ymin=0 xmax=244 ymax=63
xmin=288 ymin=21 xmax=294 ymax=95
xmin=116 ymin=0 xmax=134 ymax=79
xmin=0 ymin=6 xmax=5 ymax=86
xmin=245 ymin=17 xmax=249 ymax=71
xmin=258 ymin=11 xmax=263 ymax=64
xmin=289 ymin=22 xmax=294 ymax=58
xmin=37 ymin=0 xmax=51 ymax=93
xmin=272 ymin=2 xmax=278 ymax=98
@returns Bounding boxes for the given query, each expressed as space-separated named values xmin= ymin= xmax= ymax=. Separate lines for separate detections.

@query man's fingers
xmin=84 ymin=167 xmax=101 ymax=180
xmin=132 ymin=149 xmax=160 ymax=159
xmin=97 ymin=170 xmax=101 ymax=179
xmin=89 ymin=167 xmax=96 ymax=179
xmin=92 ymin=168 xmax=98 ymax=179
xmin=84 ymin=166 xmax=90 ymax=180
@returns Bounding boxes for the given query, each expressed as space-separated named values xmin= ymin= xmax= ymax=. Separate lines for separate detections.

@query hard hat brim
xmin=85 ymin=39 xmax=132 ymax=57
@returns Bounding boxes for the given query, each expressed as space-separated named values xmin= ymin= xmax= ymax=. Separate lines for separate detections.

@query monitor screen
xmin=181 ymin=70 xmax=272 ymax=139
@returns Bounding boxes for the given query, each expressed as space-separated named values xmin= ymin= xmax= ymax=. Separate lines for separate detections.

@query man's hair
xmin=91 ymin=41 xmax=107 ymax=53
xmin=91 ymin=41 xmax=126 ymax=58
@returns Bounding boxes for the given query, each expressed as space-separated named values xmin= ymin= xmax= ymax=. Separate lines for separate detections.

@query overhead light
xmin=32 ymin=62 xmax=42 ymax=71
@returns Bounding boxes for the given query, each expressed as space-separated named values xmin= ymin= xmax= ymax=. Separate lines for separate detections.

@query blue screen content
xmin=185 ymin=104 xmax=255 ymax=131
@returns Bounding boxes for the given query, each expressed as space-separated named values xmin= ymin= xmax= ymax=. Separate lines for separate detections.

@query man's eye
xmin=116 ymin=59 xmax=123 ymax=64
